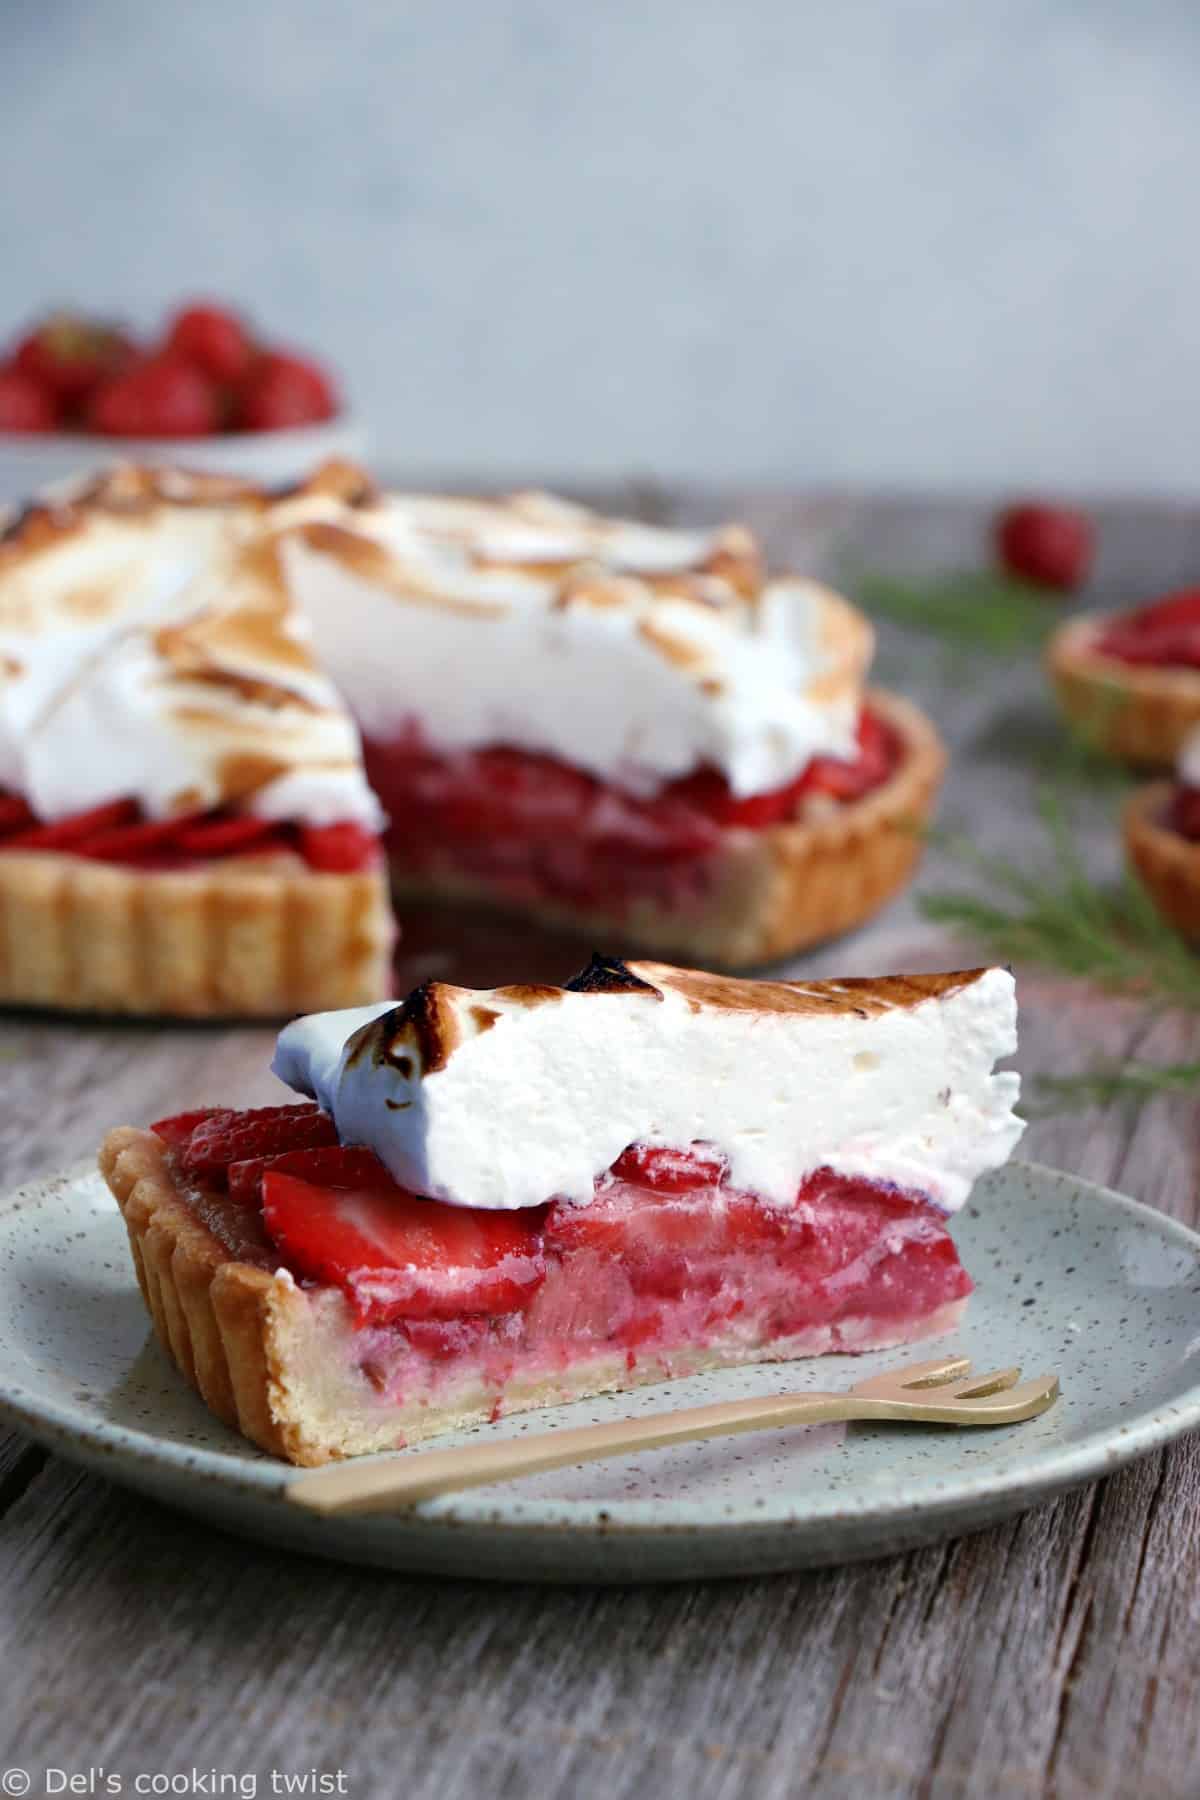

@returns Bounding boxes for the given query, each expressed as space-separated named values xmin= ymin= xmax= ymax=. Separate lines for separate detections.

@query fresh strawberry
xmin=2 ymin=798 xmax=139 ymax=851
xmin=261 ymin=1148 xmax=546 ymax=1324
xmin=237 ymin=350 xmax=338 ymax=431
xmin=13 ymin=313 xmax=131 ymax=409
xmin=994 ymin=502 xmax=1093 ymax=593
xmin=150 ymin=1108 xmax=224 ymax=1150
xmin=165 ymin=303 xmax=255 ymax=385
xmin=0 ymin=365 xmax=59 ymax=433
xmin=182 ymin=1104 xmax=337 ymax=1185
xmin=298 ymin=821 xmax=378 ymax=872
xmin=87 ymin=355 xmax=219 ymax=438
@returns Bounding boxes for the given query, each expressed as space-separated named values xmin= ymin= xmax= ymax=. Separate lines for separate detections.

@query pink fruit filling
xmin=362 ymin=710 xmax=900 ymax=915
xmin=0 ymin=793 xmax=379 ymax=872
xmin=154 ymin=1112 xmax=972 ymax=1401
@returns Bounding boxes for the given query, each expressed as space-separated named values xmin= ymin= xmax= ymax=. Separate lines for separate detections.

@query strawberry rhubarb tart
xmin=0 ymin=460 xmax=944 ymax=1013
xmin=1048 ymin=587 xmax=1200 ymax=766
xmin=99 ymin=957 xmax=1023 ymax=1464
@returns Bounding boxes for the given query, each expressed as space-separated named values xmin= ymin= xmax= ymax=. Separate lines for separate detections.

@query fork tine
xmin=949 ymin=1365 xmax=1022 ymax=1399
xmin=851 ymin=1354 xmax=971 ymax=1398
xmin=949 ymin=1374 xmax=1060 ymax=1420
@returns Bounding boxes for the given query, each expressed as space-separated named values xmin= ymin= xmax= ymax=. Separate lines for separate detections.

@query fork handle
xmin=287 ymin=1390 xmax=858 ymax=1515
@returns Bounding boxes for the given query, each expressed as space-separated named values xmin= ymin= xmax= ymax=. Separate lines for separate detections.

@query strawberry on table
xmin=994 ymin=502 xmax=1093 ymax=593
xmin=261 ymin=1146 xmax=547 ymax=1324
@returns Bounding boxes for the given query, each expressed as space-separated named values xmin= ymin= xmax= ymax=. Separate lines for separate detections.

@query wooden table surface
xmin=3 ymin=490 xmax=1200 ymax=1800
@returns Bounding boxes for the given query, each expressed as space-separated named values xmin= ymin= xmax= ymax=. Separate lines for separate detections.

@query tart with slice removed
xmin=100 ymin=955 xmax=1024 ymax=1465
xmin=0 ymin=461 xmax=944 ymax=1012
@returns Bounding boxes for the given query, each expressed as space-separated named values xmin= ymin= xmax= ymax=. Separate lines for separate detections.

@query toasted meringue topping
xmin=273 ymin=960 xmax=1023 ymax=1214
xmin=269 ymin=479 xmax=872 ymax=798
xmin=0 ymin=470 xmax=382 ymax=828
xmin=0 ymin=459 xmax=870 ymax=822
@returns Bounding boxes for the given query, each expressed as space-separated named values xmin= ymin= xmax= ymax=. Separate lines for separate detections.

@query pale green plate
xmin=2 ymin=1161 xmax=1198 ymax=1582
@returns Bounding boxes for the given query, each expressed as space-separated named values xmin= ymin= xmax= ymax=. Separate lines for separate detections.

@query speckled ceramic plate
xmin=2 ymin=1160 xmax=1199 ymax=1582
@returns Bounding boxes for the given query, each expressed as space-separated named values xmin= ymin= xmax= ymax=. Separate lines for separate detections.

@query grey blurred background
xmin=2 ymin=1 xmax=1195 ymax=491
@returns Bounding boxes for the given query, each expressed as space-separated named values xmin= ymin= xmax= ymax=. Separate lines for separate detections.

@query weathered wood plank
xmin=2 ymin=491 xmax=1199 ymax=1799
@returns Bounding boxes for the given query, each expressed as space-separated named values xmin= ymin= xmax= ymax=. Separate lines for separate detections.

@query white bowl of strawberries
xmin=0 ymin=302 xmax=366 ymax=501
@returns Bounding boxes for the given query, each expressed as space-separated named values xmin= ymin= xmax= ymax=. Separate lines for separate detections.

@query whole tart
xmin=99 ymin=957 xmax=1023 ymax=1465
xmin=1047 ymin=602 xmax=1200 ymax=767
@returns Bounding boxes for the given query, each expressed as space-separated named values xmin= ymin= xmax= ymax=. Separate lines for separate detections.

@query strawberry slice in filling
xmin=158 ymin=1111 xmax=972 ymax=1399
xmin=0 ymin=792 xmax=379 ymax=872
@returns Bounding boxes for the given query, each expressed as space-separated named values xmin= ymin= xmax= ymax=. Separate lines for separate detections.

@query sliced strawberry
xmin=76 ymin=814 xmax=191 ymax=862
xmin=172 ymin=813 xmax=288 ymax=857
xmin=3 ymin=798 xmax=139 ymax=852
xmin=299 ymin=821 xmax=378 ymax=872
xmin=608 ymin=1142 xmax=728 ymax=1193
xmin=227 ymin=1142 xmax=379 ymax=1207
xmin=261 ymin=1150 xmax=546 ymax=1324
xmin=151 ymin=1107 xmax=223 ymax=1150
xmin=182 ymin=1103 xmax=337 ymax=1185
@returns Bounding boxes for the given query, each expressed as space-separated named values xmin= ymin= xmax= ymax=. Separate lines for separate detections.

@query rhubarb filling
xmin=365 ymin=707 xmax=901 ymax=914
xmin=152 ymin=1104 xmax=972 ymax=1408
xmin=0 ymin=792 xmax=380 ymax=873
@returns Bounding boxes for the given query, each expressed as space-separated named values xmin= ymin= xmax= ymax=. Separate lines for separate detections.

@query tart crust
xmin=1123 ymin=782 xmax=1200 ymax=938
xmin=1047 ymin=617 xmax=1200 ymax=767
xmin=391 ymin=687 xmax=946 ymax=968
xmin=0 ymin=852 xmax=394 ymax=1017
xmin=99 ymin=1124 xmax=968 ymax=1467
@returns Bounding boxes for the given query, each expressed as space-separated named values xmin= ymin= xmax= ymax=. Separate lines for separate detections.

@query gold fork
xmin=286 ymin=1355 xmax=1060 ymax=1517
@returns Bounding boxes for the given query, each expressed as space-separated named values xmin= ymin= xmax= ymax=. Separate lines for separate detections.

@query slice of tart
xmin=99 ymin=957 xmax=1023 ymax=1465
xmin=1124 ymin=722 xmax=1200 ymax=938
xmin=1048 ymin=588 xmax=1200 ymax=766
xmin=271 ymin=480 xmax=945 ymax=966
xmin=0 ymin=464 xmax=393 ymax=1015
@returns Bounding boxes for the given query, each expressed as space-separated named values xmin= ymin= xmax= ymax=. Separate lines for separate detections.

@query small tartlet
xmin=1047 ymin=616 xmax=1200 ymax=767
xmin=1123 ymin=782 xmax=1200 ymax=940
